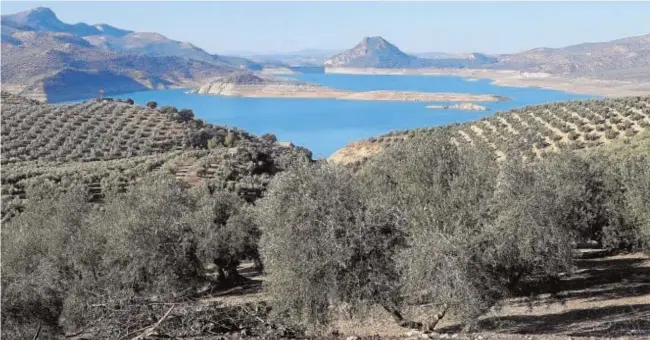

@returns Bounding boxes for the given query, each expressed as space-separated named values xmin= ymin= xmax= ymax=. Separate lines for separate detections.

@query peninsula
xmin=190 ymin=73 xmax=508 ymax=102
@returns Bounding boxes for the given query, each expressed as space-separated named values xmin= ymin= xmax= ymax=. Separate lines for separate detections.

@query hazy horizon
xmin=2 ymin=1 xmax=650 ymax=55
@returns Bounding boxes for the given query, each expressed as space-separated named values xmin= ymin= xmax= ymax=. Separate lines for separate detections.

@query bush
xmin=261 ymin=133 xmax=278 ymax=143
xmin=176 ymin=109 xmax=195 ymax=123
xmin=224 ymin=131 xmax=238 ymax=147
xmin=146 ymin=101 xmax=158 ymax=109
xmin=207 ymin=136 xmax=220 ymax=149
xmin=256 ymin=161 xmax=407 ymax=329
xmin=568 ymin=131 xmax=580 ymax=140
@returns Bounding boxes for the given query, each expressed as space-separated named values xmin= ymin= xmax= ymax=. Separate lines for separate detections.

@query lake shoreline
xmin=324 ymin=67 xmax=650 ymax=97
xmin=189 ymin=79 xmax=509 ymax=103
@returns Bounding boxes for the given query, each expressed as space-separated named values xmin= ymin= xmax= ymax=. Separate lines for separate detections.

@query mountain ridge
xmin=0 ymin=7 xmax=260 ymax=102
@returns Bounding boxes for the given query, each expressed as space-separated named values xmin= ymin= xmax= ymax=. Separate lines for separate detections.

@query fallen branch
xmin=32 ymin=323 xmax=42 ymax=340
xmin=129 ymin=305 xmax=175 ymax=340
xmin=382 ymin=305 xmax=424 ymax=330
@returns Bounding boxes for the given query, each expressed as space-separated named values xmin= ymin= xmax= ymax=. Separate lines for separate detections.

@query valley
xmin=2 ymin=3 xmax=650 ymax=340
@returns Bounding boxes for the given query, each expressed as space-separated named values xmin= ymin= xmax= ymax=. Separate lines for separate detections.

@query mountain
xmin=1 ymin=7 xmax=131 ymax=37
xmin=83 ymin=32 xmax=261 ymax=69
xmin=1 ymin=7 xmax=260 ymax=102
xmin=324 ymin=36 xmax=497 ymax=69
xmin=324 ymin=36 xmax=420 ymax=68
xmin=496 ymin=34 xmax=650 ymax=81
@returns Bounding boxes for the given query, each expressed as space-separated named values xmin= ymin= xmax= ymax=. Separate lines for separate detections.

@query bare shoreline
xmin=324 ymin=67 xmax=650 ymax=97
xmin=190 ymin=82 xmax=508 ymax=103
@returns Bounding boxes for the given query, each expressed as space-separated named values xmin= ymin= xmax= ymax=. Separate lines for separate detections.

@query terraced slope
xmin=1 ymin=96 xmax=188 ymax=165
xmin=329 ymin=96 xmax=650 ymax=164
xmin=1 ymin=92 xmax=312 ymax=222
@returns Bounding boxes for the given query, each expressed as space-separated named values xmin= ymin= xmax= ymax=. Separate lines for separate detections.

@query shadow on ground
xmin=439 ymin=254 xmax=650 ymax=337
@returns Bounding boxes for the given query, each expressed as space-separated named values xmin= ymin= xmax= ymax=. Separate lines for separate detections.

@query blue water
xmin=116 ymin=74 xmax=594 ymax=158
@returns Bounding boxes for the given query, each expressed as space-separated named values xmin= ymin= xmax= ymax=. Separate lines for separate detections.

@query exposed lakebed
xmin=116 ymin=73 xmax=595 ymax=158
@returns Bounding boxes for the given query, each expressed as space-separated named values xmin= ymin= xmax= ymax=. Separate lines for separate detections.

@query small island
xmin=426 ymin=102 xmax=489 ymax=111
xmin=189 ymin=72 xmax=509 ymax=103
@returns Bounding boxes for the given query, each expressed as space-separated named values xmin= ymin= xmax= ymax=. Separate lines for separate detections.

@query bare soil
xmin=195 ymin=251 xmax=650 ymax=340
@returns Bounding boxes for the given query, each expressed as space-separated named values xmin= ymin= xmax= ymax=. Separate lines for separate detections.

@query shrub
xmin=146 ymin=101 xmax=158 ymax=109
xmin=568 ymin=131 xmax=580 ymax=140
xmin=174 ymin=109 xmax=195 ymax=123
xmin=261 ymin=133 xmax=278 ymax=143
xmin=207 ymin=136 xmax=220 ymax=149
xmin=224 ymin=131 xmax=238 ymax=147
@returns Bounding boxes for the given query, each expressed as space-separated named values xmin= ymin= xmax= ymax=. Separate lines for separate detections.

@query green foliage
xmin=261 ymin=133 xmax=278 ymax=143
xmin=188 ymin=187 xmax=261 ymax=280
xmin=1 ymin=175 xmax=205 ymax=336
xmin=256 ymin=161 xmax=406 ymax=328
xmin=224 ymin=131 xmax=238 ymax=147
xmin=207 ymin=136 xmax=220 ymax=149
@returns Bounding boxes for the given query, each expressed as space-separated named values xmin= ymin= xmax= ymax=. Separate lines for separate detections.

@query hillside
xmin=83 ymin=32 xmax=261 ymax=70
xmin=0 ymin=91 xmax=312 ymax=222
xmin=497 ymin=34 xmax=650 ymax=81
xmin=0 ymin=7 xmax=260 ymax=102
xmin=324 ymin=36 xmax=497 ymax=69
xmin=329 ymin=95 xmax=650 ymax=164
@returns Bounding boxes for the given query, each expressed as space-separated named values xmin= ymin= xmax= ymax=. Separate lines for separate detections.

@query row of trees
xmin=2 ymin=130 xmax=649 ymax=337
xmin=257 ymin=129 xmax=650 ymax=330
xmin=2 ymin=176 xmax=260 ymax=338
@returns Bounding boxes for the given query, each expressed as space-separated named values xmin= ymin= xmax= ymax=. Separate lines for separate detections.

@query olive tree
xmin=1 ymin=185 xmax=98 ymax=338
xmin=361 ymin=131 xmax=582 ymax=329
xmin=256 ymin=161 xmax=407 ymax=329
xmin=187 ymin=187 xmax=261 ymax=283
xmin=619 ymin=155 xmax=650 ymax=249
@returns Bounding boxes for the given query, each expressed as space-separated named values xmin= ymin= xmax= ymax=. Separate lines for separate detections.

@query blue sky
xmin=2 ymin=1 xmax=649 ymax=55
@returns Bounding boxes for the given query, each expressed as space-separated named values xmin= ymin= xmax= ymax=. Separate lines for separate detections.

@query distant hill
xmin=496 ymin=34 xmax=650 ymax=81
xmin=0 ymin=7 xmax=260 ymax=102
xmin=324 ymin=36 xmax=497 ymax=69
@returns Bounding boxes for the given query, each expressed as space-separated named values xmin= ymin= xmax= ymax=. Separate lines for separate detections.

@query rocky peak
xmin=324 ymin=36 xmax=416 ymax=68
xmin=2 ymin=7 xmax=65 ymax=31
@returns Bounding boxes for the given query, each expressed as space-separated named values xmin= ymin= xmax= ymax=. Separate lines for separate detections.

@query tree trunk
xmin=381 ymin=304 xmax=423 ymax=330
xmin=425 ymin=304 xmax=449 ymax=331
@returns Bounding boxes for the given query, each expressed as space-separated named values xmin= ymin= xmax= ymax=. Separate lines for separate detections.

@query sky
xmin=2 ymin=1 xmax=650 ymax=55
